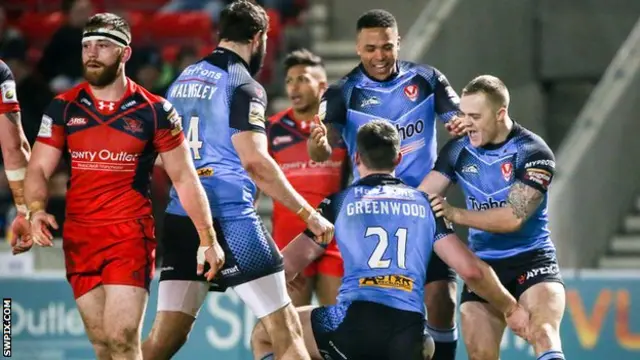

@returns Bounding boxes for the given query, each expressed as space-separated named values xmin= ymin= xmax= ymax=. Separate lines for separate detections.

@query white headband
xmin=82 ymin=27 xmax=131 ymax=47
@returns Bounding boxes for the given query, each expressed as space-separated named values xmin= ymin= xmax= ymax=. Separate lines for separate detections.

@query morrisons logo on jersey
xmin=359 ymin=274 xmax=413 ymax=292
xmin=395 ymin=120 xmax=424 ymax=140
xmin=469 ymin=196 xmax=507 ymax=211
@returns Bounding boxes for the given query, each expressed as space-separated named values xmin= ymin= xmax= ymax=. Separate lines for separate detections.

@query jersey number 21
xmin=366 ymin=226 xmax=408 ymax=269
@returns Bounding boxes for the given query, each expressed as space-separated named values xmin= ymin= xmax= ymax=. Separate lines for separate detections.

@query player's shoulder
xmin=441 ymin=134 xmax=470 ymax=155
xmin=401 ymin=61 xmax=437 ymax=77
xmin=268 ymin=108 xmax=292 ymax=124
xmin=513 ymin=123 xmax=554 ymax=157
xmin=133 ymin=81 xmax=165 ymax=105
xmin=0 ymin=60 xmax=13 ymax=82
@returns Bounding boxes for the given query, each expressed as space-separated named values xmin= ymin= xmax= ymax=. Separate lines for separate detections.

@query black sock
xmin=427 ymin=325 xmax=458 ymax=360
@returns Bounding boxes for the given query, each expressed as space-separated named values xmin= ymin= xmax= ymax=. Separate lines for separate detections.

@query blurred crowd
xmin=0 ymin=0 xmax=310 ymax=238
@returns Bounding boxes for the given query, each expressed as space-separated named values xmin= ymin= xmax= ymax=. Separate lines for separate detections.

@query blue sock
xmin=538 ymin=350 xmax=565 ymax=360
xmin=426 ymin=324 xmax=458 ymax=360
xmin=260 ymin=354 xmax=274 ymax=360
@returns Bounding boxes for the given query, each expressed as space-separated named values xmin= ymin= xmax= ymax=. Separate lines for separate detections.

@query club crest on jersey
xmin=123 ymin=118 xmax=143 ymax=133
xmin=501 ymin=162 xmax=513 ymax=181
xmin=404 ymin=84 xmax=418 ymax=101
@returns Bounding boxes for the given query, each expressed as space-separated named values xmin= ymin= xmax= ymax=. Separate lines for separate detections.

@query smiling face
xmin=460 ymin=92 xmax=506 ymax=147
xmin=356 ymin=27 xmax=399 ymax=81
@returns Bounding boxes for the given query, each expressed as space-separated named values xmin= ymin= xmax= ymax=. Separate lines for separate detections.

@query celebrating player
xmin=267 ymin=49 xmax=349 ymax=306
xmin=306 ymin=9 xmax=465 ymax=360
xmin=23 ymin=13 xmax=223 ymax=360
xmin=142 ymin=2 xmax=333 ymax=360
xmin=419 ymin=75 xmax=565 ymax=360
xmin=0 ymin=60 xmax=33 ymax=254
xmin=253 ymin=120 xmax=530 ymax=360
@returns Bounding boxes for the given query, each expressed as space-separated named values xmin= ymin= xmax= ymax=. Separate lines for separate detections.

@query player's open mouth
xmin=468 ymin=130 xmax=478 ymax=137
xmin=290 ymin=95 xmax=302 ymax=104
xmin=373 ymin=64 xmax=389 ymax=72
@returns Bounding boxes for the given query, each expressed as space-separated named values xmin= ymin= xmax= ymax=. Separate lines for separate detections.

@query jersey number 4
xmin=183 ymin=116 xmax=203 ymax=160
xmin=366 ymin=226 xmax=408 ymax=269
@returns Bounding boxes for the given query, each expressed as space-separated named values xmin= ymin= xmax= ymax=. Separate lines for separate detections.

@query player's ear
xmin=393 ymin=152 xmax=402 ymax=166
xmin=496 ymin=106 xmax=507 ymax=122
xmin=252 ymin=31 xmax=263 ymax=49
xmin=354 ymin=152 xmax=361 ymax=166
xmin=318 ymin=79 xmax=328 ymax=94
xmin=396 ymin=35 xmax=401 ymax=50
xmin=122 ymin=46 xmax=132 ymax=63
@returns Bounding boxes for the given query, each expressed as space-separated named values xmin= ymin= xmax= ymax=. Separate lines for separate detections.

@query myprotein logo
xmin=525 ymin=159 xmax=555 ymax=169
xmin=469 ymin=196 xmax=506 ymax=211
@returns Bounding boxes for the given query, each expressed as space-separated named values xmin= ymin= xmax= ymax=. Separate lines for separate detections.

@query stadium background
xmin=1 ymin=0 xmax=639 ymax=359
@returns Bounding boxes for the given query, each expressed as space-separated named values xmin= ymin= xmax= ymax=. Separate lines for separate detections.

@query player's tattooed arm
xmin=431 ymin=180 xmax=544 ymax=233
xmin=507 ymin=181 xmax=544 ymax=221
xmin=3 ymin=111 xmax=20 ymax=124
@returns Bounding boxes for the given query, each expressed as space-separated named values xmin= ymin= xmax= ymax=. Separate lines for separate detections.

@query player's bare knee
xmin=108 ymin=326 xmax=139 ymax=354
xmin=530 ymin=322 xmax=559 ymax=350
xmin=251 ymin=321 xmax=271 ymax=350
xmin=467 ymin=347 xmax=499 ymax=360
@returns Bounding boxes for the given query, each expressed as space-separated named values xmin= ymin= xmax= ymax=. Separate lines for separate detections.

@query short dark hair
xmin=356 ymin=120 xmax=400 ymax=171
xmin=356 ymin=9 xmax=397 ymax=31
xmin=218 ymin=0 xmax=269 ymax=43
xmin=462 ymin=75 xmax=510 ymax=108
xmin=84 ymin=13 xmax=132 ymax=44
xmin=283 ymin=48 xmax=324 ymax=73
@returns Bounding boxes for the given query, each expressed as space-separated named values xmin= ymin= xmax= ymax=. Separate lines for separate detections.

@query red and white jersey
xmin=267 ymin=108 xmax=349 ymax=242
xmin=36 ymin=79 xmax=185 ymax=225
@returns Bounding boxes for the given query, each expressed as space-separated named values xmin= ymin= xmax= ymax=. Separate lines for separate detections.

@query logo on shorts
xmin=220 ymin=265 xmax=240 ymax=277
xmin=518 ymin=263 xmax=559 ymax=284
xmin=359 ymin=274 xmax=413 ymax=292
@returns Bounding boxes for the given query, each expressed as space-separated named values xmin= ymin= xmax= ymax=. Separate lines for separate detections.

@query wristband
xmin=296 ymin=205 xmax=314 ymax=222
xmin=16 ymin=204 xmax=28 ymax=215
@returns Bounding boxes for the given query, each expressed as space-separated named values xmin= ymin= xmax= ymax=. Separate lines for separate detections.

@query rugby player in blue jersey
xmin=142 ymin=2 xmax=334 ymax=359
xmin=307 ymin=9 xmax=466 ymax=360
xmin=252 ymin=120 xmax=530 ymax=360
xmin=420 ymin=75 xmax=565 ymax=360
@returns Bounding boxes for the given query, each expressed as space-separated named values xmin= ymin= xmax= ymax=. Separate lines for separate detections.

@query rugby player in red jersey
xmin=0 ymin=60 xmax=32 ymax=254
xmin=267 ymin=49 xmax=349 ymax=306
xmin=23 ymin=13 xmax=224 ymax=360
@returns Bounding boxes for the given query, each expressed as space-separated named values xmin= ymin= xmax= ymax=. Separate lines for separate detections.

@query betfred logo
xmin=404 ymin=84 xmax=418 ymax=101
xmin=67 ymin=117 xmax=87 ymax=126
